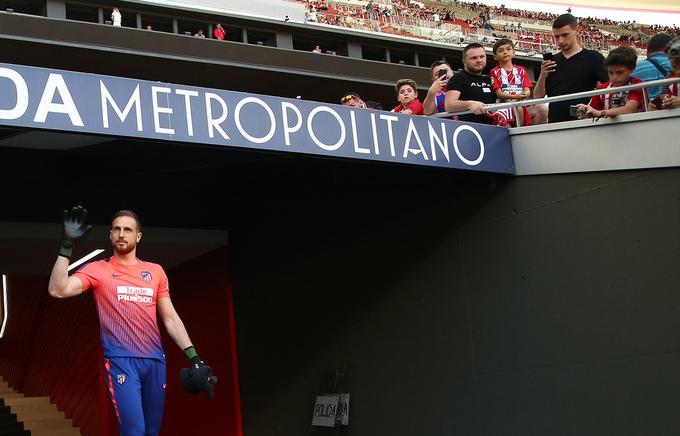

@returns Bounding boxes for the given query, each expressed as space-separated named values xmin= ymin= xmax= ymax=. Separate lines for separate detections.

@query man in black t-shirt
xmin=534 ymin=14 xmax=608 ymax=123
xmin=445 ymin=43 xmax=497 ymax=125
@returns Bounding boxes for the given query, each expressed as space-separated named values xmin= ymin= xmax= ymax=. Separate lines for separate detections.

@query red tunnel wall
xmin=0 ymin=247 xmax=241 ymax=436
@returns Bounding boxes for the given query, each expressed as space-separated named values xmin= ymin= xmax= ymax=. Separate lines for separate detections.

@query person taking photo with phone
xmin=533 ymin=14 xmax=608 ymax=123
xmin=575 ymin=46 xmax=645 ymax=119
xmin=423 ymin=61 xmax=454 ymax=116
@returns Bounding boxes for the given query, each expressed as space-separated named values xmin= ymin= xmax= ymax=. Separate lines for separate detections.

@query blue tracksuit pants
xmin=104 ymin=357 xmax=166 ymax=436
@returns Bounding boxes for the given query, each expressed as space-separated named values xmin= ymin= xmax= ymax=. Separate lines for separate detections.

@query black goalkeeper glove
xmin=59 ymin=206 xmax=92 ymax=259
xmin=180 ymin=346 xmax=218 ymax=399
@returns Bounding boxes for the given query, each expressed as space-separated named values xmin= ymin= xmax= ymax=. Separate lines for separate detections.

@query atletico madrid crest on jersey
xmin=141 ymin=271 xmax=152 ymax=282
xmin=117 ymin=374 xmax=126 ymax=384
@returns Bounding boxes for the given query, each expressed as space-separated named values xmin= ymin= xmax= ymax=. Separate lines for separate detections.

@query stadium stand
xmin=298 ymin=0 xmax=679 ymax=57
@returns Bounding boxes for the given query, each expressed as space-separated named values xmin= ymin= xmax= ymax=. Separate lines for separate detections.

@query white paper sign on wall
xmin=312 ymin=395 xmax=339 ymax=427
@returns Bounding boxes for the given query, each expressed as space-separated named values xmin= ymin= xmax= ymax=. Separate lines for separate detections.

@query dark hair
xmin=430 ymin=60 xmax=450 ymax=72
xmin=463 ymin=43 xmax=485 ymax=58
xmin=492 ymin=38 xmax=514 ymax=54
xmin=552 ymin=13 xmax=578 ymax=29
xmin=604 ymin=46 xmax=638 ymax=70
xmin=395 ymin=78 xmax=417 ymax=95
xmin=112 ymin=210 xmax=142 ymax=231
xmin=647 ymin=33 xmax=672 ymax=54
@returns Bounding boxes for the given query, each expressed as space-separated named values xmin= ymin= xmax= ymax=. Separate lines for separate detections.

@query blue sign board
xmin=0 ymin=63 xmax=514 ymax=174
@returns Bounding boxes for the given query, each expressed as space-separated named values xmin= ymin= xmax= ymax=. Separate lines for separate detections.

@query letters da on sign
xmin=312 ymin=395 xmax=339 ymax=427
xmin=335 ymin=393 xmax=349 ymax=426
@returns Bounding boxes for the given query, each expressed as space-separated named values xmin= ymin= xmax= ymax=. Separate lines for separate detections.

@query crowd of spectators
xmin=339 ymin=14 xmax=680 ymax=126
xmin=104 ymin=6 xmax=679 ymax=126
xmin=300 ymin=0 xmax=679 ymax=56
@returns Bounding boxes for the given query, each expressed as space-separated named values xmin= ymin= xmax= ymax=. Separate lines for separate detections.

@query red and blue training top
xmin=74 ymin=257 xmax=170 ymax=360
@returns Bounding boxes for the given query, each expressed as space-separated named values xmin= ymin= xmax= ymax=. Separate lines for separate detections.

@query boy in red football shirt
xmin=577 ymin=46 xmax=645 ymax=119
xmin=490 ymin=39 xmax=533 ymax=126
xmin=391 ymin=79 xmax=424 ymax=115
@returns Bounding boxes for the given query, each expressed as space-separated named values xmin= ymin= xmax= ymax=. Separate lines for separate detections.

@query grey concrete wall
xmin=231 ymin=167 xmax=680 ymax=436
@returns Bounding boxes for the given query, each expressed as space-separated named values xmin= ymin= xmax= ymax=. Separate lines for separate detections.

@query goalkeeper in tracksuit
xmin=48 ymin=207 xmax=217 ymax=436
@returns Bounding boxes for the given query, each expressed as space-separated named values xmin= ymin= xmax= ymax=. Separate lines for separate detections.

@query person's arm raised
xmin=48 ymin=257 xmax=84 ymax=298
xmin=423 ymin=76 xmax=447 ymax=115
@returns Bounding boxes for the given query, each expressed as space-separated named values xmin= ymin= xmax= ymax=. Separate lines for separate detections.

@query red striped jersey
xmin=588 ymin=77 xmax=645 ymax=111
xmin=490 ymin=65 xmax=532 ymax=102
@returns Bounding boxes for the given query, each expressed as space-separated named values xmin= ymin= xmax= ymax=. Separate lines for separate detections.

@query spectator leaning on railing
xmin=576 ymin=46 xmax=645 ymax=119
xmin=633 ymin=33 xmax=673 ymax=101
xmin=340 ymin=92 xmax=383 ymax=110
xmin=489 ymin=38 xmax=532 ymax=126
xmin=444 ymin=43 xmax=499 ymax=126
xmin=534 ymin=14 xmax=608 ymax=123
xmin=423 ymin=61 xmax=455 ymax=116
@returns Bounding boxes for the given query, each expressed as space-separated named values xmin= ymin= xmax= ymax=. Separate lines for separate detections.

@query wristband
xmin=184 ymin=345 xmax=200 ymax=362
xmin=58 ymin=244 xmax=73 ymax=260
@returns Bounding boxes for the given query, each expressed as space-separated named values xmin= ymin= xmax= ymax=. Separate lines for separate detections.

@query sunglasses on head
xmin=340 ymin=95 xmax=356 ymax=103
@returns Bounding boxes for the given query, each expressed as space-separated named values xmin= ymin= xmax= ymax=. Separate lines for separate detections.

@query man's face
xmin=494 ymin=44 xmax=515 ymax=64
xmin=606 ymin=65 xmax=633 ymax=86
xmin=431 ymin=64 xmax=453 ymax=82
xmin=464 ymin=48 xmax=487 ymax=74
xmin=553 ymin=25 xmax=578 ymax=52
xmin=398 ymin=85 xmax=416 ymax=105
xmin=110 ymin=216 xmax=141 ymax=255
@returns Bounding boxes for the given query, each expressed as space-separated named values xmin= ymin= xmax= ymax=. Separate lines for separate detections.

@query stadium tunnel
xmin=2 ymin=109 xmax=680 ymax=436
xmin=0 ymin=120 xmax=503 ymax=435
